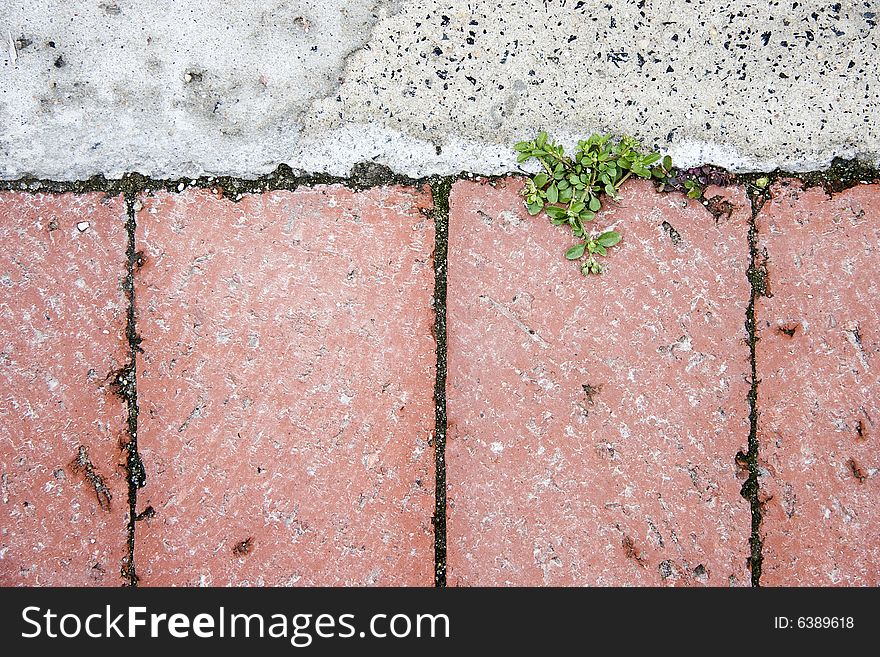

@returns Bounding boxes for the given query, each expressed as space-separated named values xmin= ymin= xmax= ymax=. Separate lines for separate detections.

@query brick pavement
xmin=1 ymin=178 xmax=877 ymax=586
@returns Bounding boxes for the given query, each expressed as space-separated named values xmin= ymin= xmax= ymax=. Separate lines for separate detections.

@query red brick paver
xmin=133 ymin=186 xmax=436 ymax=586
xmin=0 ymin=193 xmax=129 ymax=586
xmin=756 ymin=181 xmax=880 ymax=586
xmin=446 ymin=178 xmax=753 ymax=586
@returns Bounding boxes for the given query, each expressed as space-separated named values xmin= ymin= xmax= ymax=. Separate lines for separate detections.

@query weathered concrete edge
xmin=3 ymin=128 xmax=880 ymax=182
xmin=1 ymin=157 xmax=878 ymax=198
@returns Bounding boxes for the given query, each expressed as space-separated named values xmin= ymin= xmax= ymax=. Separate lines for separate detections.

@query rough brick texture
xmin=0 ymin=193 xmax=129 ymax=586
xmin=134 ymin=186 xmax=436 ymax=585
xmin=446 ymin=178 xmax=753 ymax=586
xmin=756 ymin=181 xmax=880 ymax=586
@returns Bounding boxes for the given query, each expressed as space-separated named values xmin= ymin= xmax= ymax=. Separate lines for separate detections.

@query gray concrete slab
xmin=1 ymin=0 xmax=878 ymax=179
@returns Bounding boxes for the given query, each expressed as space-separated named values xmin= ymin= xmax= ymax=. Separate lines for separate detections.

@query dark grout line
xmin=119 ymin=195 xmax=147 ymax=586
xmin=738 ymin=179 xmax=772 ymax=587
xmin=429 ymin=176 xmax=453 ymax=587
xmin=0 ymin=164 xmax=425 ymax=201
xmin=0 ymin=157 xmax=877 ymax=201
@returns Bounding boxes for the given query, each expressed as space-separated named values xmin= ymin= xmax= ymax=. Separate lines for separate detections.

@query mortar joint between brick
xmin=120 ymin=194 xmax=145 ymax=587
xmin=740 ymin=187 xmax=769 ymax=587
xmin=429 ymin=175 xmax=453 ymax=587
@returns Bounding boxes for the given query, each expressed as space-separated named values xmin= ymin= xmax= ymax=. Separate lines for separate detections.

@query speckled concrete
xmin=2 ymin=1 xmax=877 ymax=179
xmin=133 ymin=186 xmax=436 ymax=586
xmin=756 ymin=181 xmax=880 ymax=586
xmin=445 ymin=178 xmax=753 ymax=586
xmin=0 ymin=192 xmax=129 ymax=586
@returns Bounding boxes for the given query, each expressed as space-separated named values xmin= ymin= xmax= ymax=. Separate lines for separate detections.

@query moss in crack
xmin=428 ymin=175 xmax=453 ymax=588
xmin=1 ymin=157 xmax=878 ymax=201
xmin=0 ymin=162 xmax=426 ymax=201
xmin=739 ymin=185 xmax=770 ymax=587
xmin=119 ymin=195 xmax=145 ymax=586
xmin=795 ymin=158 xmax=880 ymax=195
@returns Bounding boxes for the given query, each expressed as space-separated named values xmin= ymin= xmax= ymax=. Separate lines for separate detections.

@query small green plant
xmin=683 ymin=178 xmax=702 ymax=199
xmin=515 ymin=132 xmax=673 ymax=275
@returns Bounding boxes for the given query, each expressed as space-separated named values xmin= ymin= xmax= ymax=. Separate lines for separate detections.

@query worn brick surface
xmin=134 ymin=186 xmax=436 ymax=586
xmin=0 ymin=193 xmax=129 ymax=586
xmin=446 ymin=178 xmax=753 ymax=586
xmin=756 ymin=181 xmax=880 ymax=586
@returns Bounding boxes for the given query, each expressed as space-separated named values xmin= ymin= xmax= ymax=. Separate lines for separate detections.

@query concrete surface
xmin=445 ymin=178 xmax=753 ymax=585
xmin=756 ymin=181 xmax=879 ymax=586
xmin=0 ymin=192 xmax=129 ymax=585
xmin=133 ymin=186 xmax=437 ymax=585
xmin=2 ymin=0 xmax=878 ymax=180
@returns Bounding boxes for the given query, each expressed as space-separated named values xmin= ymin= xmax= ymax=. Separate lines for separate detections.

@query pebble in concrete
xmin=0 ymin=193 xmax=129 ymax=585
xmin=756 ymin=181 xmax=880 ymax=586
xmin=133 ymin=186 xmax=436 ymax=585
xmin=446 ymin=178 xmax=753 ymax=585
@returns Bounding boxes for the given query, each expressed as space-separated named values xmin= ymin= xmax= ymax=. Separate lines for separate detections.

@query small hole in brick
xmin=135 ymin=506 xmax=156 ymax=521
xmin=847 ymin=458 xmax=868 ymax=482
xmin=776 ymin=322 xmax=800 ymax=337
xmin=582 ymin=383 xmax=603 ymax=404
xmin=232 ymin=537 xmax=254 ymax=556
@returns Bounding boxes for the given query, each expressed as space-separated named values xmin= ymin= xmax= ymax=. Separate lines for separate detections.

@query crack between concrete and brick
xmin=1 ymin=157 xmax=877 ymax=199
xmin=429 ymin=176 xmax=453 ymax=587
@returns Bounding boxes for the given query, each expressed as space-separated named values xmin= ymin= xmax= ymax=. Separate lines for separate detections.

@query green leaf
xmin=516 ymin=152 xmax=530 ymax=163
xmin=527 ymin=201 xmax=544 ymax=215
xmin=537 ymin=131 xmax=548 ymax=148
xmin=558 ymin=179 xmax=569 ymax=190
xmin=605 ymin=183 xmax=616 ymax=197
xmin=580 ymin=211 xmax=596 ymax=222
xmin=642 ymin=153 xmax=661 ymax=166
xmin=565 ymin=243 xmax=586 ymax=260
xmin=662 ymin=155 xmax=672 ymax=170
xmin=559 ymin=186 xmax=573 ymax=203
xmin=594 ymin=244 xmax=607 ymax=256
xmin=533 ymin=173 xmax=548 ymax=188
xmin=596 ymin=230 xmax=621 ymax=247
xmin=514 ymin=142 xmax=531 ymax=152
xmin=588 ymin=196 xmax=601 ymax=212
xmin=545 ymin=206 xmax=566 ymax=219
xmin=547 ymin=184 xmax=559 ymax=204
xmin=687 ymin=188 xmax=702 ymax=199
